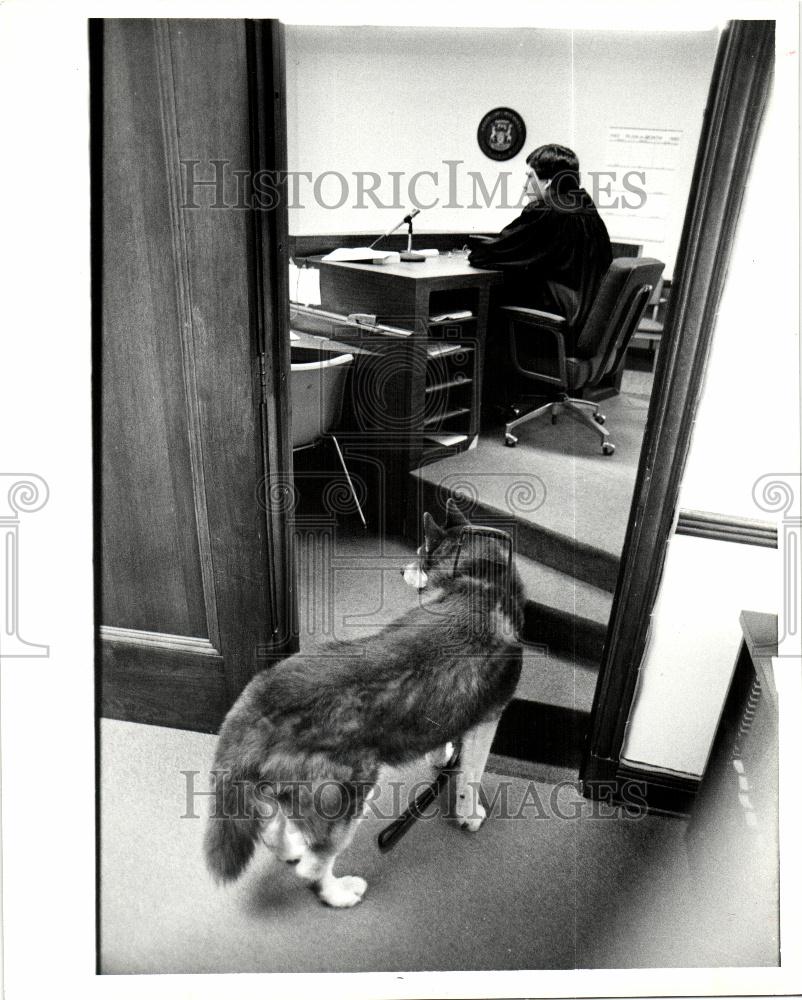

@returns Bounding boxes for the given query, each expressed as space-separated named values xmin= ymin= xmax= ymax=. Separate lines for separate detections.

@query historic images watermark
xmin=181 ymin=770 xmax=649 ymax=824
xmin=0 ymin=473 xmax=49 ymax=659
xmin=179 ymin=159 xmax=649 ymax=213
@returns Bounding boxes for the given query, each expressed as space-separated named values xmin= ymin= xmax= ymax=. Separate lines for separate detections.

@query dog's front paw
xmin=455 ymin=790 xmax=487 ymax=832
xmin=317 ymin=875 xmax=367 ymax=908
xmin=426 ymin=741 xmax=455 ymax=769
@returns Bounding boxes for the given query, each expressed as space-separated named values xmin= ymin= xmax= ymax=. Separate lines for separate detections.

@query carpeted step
xmin=515 ymin=553 xmax=611 ymax=663
xmin=410 ymin=469 xmax=621 ymax=592
xmin=405 ymin=478 xmax=613 ymax=660
xmin=515 ymin=645 xmax=599 ymax=713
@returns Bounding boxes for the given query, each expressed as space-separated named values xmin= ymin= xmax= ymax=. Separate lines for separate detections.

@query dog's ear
xmin=423 ymin=511 xmax=446 ymax=551
xmin=444 ymin=497 xmax=469 ymax=530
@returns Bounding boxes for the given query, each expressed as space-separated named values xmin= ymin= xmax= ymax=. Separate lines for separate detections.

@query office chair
xmin=501 ymin=257 xmax=665 ymax=455
xmin=290 ymin=349 xmax=366 ymax=526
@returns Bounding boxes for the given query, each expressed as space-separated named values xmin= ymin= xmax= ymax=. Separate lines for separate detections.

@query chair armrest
xmin=500 ymin=307 xmax=568 ymax=388
xmin=499 ymin=305 xmax=567 ymax=329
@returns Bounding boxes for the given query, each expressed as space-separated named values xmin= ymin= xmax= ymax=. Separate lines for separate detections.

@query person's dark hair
xmin=526 ymin=144 xmax=580 ymax=191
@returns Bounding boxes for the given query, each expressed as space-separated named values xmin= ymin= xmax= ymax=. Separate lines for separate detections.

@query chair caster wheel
xmin=602 ymin=442 xmax=615 ymax=456
xmin=594 ymin=413 xmax=606 ymax=425
xmin=505 ymin=434 xmax=518 ymax=448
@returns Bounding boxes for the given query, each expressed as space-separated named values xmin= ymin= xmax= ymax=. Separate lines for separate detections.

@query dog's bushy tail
xmin=203 ymin=760 xmax=262 ymax=882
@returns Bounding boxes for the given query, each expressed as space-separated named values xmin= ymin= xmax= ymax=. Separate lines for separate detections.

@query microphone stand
xmin=400 ymin=217 xmax=425 ymax=262
xmin=369 ymin=210 xmax=425 ymax=261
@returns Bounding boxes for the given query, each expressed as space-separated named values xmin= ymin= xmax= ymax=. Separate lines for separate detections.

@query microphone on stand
xmin=400 ymin=210 xmax=425 ymax=262
xmin=369 ymin=208 xmax=425 ymax=261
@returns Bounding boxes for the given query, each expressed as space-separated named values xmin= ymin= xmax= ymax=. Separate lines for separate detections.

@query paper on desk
xmin=322 ymin=247 xmax=394 ymax=263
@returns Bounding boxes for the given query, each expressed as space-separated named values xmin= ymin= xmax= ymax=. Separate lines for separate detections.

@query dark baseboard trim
xmin=581 ymin=755 xmax=699 ymax=817
xmin=676 ymin=509 xmax=777 ymax=548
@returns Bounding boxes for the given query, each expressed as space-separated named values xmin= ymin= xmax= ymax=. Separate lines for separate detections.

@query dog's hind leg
xmin=295 ymin=817 xmax=367 ymax=908
xmin=453 ymin=716 xmax=500 ymax=832
xmin=292 ymin=778 xmax=377 ymax=907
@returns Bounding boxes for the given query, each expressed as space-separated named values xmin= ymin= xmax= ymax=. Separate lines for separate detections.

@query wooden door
xmin=95 ymin=19 xmax=295 ymax=732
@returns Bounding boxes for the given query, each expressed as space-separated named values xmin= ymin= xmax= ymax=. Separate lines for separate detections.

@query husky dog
xmin=204 ymin=499 xmax=526 ymax=907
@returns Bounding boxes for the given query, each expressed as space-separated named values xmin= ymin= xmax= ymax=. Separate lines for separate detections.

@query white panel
xmin=622 ymin=534 xmax=776 ymax=777
xmin=678 ymin=84 xmax=800 ymax=519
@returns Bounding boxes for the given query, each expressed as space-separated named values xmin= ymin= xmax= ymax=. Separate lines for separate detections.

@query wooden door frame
xmin=246 ymin=18 xmax=299 ymax=676
xmin=580 ymin=20 xmax=776 ymax=800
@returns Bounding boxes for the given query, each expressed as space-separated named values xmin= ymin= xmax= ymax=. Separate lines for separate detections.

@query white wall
xmin=677 ymin=72 xmax=799 ymax=520
xmin=571 ymin=29 xmax=719 ymax=274
xmin=621 ymin=71 xmax=799 ymax=777
xmin=285 ymin=25 xmax=720 ymax=275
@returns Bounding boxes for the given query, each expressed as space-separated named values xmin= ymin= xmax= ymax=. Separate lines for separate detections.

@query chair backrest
xmin=573 ymin=257 xmax=665 ymax=386
xmin=290 ymin=352 xmax=354 ymax=449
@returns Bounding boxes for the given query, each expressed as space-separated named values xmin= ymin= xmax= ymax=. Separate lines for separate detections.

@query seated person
xmin=468 ymin=143 xmax=612 ymax=334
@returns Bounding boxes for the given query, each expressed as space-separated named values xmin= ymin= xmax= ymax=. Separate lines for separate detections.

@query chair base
xmin=504 ymin=394 xmax=615 ymax=455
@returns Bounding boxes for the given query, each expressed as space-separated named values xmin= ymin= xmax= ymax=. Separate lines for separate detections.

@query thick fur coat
xmin=204 ymin=501 xmax=526 ymax=906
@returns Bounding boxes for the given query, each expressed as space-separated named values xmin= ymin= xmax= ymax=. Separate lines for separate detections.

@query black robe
xmin=468 ymin=186 xmax=612 ymax=333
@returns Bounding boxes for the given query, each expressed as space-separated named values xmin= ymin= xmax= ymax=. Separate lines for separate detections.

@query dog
xmin=204 ymin=498 xmax=526 ymax=907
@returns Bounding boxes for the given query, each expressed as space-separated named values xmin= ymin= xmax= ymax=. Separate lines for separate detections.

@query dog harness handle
xmin=451 ymin=524 xmax=514 ymax=585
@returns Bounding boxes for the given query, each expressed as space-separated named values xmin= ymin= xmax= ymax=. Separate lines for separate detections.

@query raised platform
xmin=410 ymin=369 xmax=653 ymax=592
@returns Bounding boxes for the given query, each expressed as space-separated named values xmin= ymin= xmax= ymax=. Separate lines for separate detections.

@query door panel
xmin=100 ymin=20 xmax=209 ymax=639
xmin=97 ymin=18 xmax=294 ymax=731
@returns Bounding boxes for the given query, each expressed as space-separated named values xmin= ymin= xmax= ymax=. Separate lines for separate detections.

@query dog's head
xmin=403 ymin=498 xmax=527 ymax=634
xmin=402 ymin=498 xmax=471 ymax=591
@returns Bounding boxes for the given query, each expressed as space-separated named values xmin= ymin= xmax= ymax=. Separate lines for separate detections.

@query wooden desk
xmin=316 ymin=254 xmax=501 ymax=330
xmin=313 ymin=256 xmax=501 ymax=534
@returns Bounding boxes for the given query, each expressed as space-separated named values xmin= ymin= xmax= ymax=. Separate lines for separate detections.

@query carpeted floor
xmin=98 ymin=718 xmax=760 ymax=975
